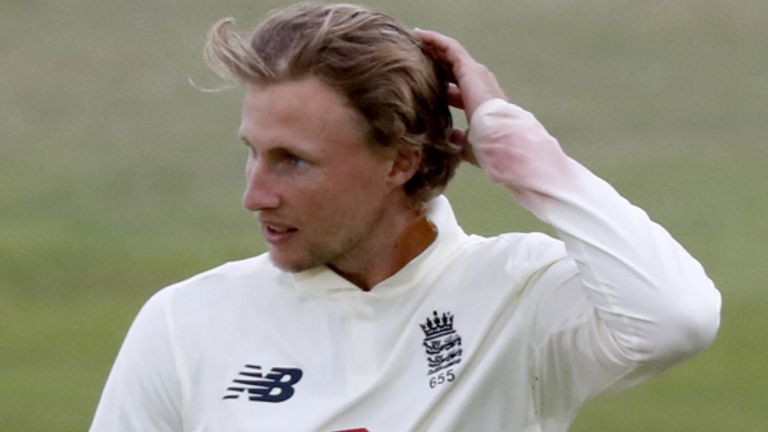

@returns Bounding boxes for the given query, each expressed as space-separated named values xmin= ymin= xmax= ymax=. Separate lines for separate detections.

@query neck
xmin=329 ymin=209 xmax=437 ymax=291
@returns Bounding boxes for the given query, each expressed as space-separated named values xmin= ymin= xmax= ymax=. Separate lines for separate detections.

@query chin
xmin=268 ymin=251 xmax=317 ymax=273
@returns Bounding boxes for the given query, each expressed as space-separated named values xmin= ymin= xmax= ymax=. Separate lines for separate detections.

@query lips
xmin=260 ymin=221 xmax=298 ymax=244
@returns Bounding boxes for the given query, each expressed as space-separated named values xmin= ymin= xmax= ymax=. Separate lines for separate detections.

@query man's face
xmin=239 ymin=76 xmax=398 ymax=273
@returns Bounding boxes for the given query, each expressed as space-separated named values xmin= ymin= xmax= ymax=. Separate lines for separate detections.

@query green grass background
xmin=2 ymin=0 xmax=766 ymax=430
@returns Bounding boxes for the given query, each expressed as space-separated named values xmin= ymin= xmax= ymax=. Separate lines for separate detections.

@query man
xmin=91 ymin=3 xmax=721 ymax=431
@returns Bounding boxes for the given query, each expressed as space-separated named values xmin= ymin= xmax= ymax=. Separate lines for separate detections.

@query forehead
xmin=239 ymin=76 xmax=367 ymax=146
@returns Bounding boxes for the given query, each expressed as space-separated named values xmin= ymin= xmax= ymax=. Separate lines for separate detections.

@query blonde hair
xmin=205 ymin=2 xmax=461 ymax=204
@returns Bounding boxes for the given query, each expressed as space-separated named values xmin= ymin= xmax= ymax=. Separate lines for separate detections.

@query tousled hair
xmin=205 ymin=2 xmax=461 ymax=204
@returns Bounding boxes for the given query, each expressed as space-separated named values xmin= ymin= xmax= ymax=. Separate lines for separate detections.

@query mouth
xmin=261 ymin=223 xmax=299 ymax=244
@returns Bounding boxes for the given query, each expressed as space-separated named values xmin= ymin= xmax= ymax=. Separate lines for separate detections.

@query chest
xmin=178 ymin=269 xmax=542 ymax=431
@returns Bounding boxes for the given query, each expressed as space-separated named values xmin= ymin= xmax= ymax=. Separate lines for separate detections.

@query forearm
xmin=469 ymin=99 xmax=722 ymax=364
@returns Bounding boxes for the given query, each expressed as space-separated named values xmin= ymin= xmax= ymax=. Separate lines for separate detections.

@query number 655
xmin=429 ymin=369 xmax=455 ymax=388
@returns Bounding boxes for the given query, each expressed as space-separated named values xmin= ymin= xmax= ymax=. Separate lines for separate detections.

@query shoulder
xmin=174 ymin=253 xmax=280 ymax=289
xmin=430 ymin=230 xmax=570 ymax=297
xmin=463 ymin=231 xmax=567 ymax=269
xmin=145 ymin=253 xmax=288 ymax=315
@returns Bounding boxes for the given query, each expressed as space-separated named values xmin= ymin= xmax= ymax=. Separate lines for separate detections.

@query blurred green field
xmin=1 ymin=0 xmax=766 ymax=430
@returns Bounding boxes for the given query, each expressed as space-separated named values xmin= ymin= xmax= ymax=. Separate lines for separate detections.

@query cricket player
xmin=90 ymin=3 xmax=721 ymax=431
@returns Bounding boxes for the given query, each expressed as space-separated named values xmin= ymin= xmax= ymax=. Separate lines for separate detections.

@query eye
xmin=276 ymin=149 xmax=309 ymax=169
xmin=288 ymin=154 xmax=306 ymax=168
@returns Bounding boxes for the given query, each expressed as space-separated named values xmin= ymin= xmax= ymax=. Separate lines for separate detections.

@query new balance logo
xmin=223 ymin=364 xmax=303 ymax=402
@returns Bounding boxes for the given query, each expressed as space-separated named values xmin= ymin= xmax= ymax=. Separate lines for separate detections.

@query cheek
xmin=345 ymin=157 xmax=393 ymax=191
xmin=289 ymin=158 xmax=392 ymax=219
xmin=301 ymin=181 xmax=379 ymax=225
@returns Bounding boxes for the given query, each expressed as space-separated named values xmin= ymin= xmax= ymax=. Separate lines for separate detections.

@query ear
xmin=386 ymin=146 xmax=423 ymax=189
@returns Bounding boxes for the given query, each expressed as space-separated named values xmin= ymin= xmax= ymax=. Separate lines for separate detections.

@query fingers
xmin=449 ymin=128 xmax=479 ymax=166
xmin=415 ymin=28 xmax=473 ymax=72
xmin=416 ymin=27 xmax=502 ymax=168
xmin=447 ymin=83 xmax=464 ymax=109
xmin=449 ymin=128 xmax=467 ymax=146
xmin=415 ymin=27 xmax=507 ymax=118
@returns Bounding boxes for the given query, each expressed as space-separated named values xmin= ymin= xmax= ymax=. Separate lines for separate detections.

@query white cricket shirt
xmin=91 ymin=99 xmax=721 ymax=432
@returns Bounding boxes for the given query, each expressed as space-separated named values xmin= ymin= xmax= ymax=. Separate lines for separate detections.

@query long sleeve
xmin=90 ymin=289 xmax=184 ymax=432
xmin=468 ymin=99 xmax=722 ymax=419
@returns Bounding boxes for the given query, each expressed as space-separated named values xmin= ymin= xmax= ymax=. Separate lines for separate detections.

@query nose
xmin=242 ymin=158 xmax=280 ymax=211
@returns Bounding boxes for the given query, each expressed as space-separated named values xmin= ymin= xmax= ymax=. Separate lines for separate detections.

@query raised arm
xmin=416 ymin=28 xmax=721 ymax=402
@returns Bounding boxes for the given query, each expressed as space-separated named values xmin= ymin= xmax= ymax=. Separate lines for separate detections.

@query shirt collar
xmin=291 ymin=195 xmax=466 ymax=299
